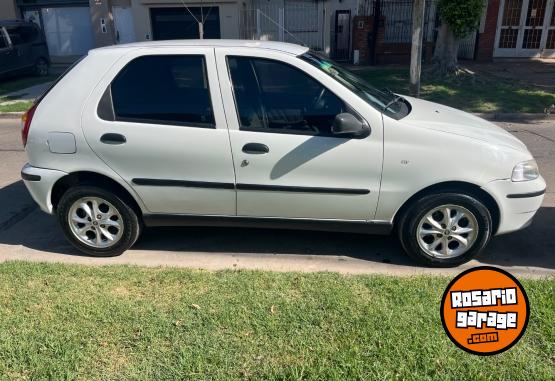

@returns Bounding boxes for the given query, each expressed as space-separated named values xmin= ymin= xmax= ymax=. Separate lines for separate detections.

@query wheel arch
xmin=51 ymin=171 xmax=143 ymax=216
xmin=392 ymin=181 xmax=501 ymax=234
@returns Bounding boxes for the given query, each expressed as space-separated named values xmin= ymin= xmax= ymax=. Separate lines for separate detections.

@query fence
xmin=240 ymin=0 xmax=478 ymax=61
xmin=239 ymin=1 xmax=325 ymax=51
xmin=358 ymin=0 xmax=477 ymax=59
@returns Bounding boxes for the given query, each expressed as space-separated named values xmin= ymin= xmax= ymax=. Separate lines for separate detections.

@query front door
xmin=333 ymin=10 xmax=351 ymax=61
xmin=82 ymin=48 xmax=236 ymax=216
xmin=113 ymin=6 xmax=135 ymax=44
xmin=215 ymin=48 xmax=383 ymax=221
xmin=0 ymin=27 xmax=18 ymax=75
xmin=494 ymin=0 xmax=555 ymax=57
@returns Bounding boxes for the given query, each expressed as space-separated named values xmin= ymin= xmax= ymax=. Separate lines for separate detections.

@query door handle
xmin=100 ymin=133 xmax=126 ymax=145
xmin=242 ymin=142 xmax=269 ymax=154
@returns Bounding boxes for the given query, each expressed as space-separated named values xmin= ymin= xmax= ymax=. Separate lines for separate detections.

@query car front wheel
xmin=398 ymin=193 xmax=493 ymax=267
xmin=57 ymin=186 xmax=141 ymax=257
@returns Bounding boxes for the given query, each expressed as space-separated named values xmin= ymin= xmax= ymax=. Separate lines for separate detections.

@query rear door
xmin=5 ymin=25 xmax=36 ymax=69
xmin=82 ymin=48 xmax=236 ymax=215
xmin=215 ymin=48 xmax=384 ymax=221
xmin=0 ymin=27 xmax=18 ymax=74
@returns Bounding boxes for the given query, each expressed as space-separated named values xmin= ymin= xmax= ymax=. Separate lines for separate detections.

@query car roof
xmin=91 ymin=39 xmax=309 ymax=56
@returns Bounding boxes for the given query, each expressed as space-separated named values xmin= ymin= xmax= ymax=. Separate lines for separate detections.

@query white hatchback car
xmin=21 ymin=40 xmax=545 ymax=267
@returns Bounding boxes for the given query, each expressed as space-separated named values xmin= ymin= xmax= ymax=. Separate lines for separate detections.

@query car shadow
xmin=0 ymin=180 xmax=553 ymax=270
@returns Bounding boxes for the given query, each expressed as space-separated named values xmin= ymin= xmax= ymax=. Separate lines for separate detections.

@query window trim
xmin=225 ymin=55 xmax=369 ymax=139
xmin=98 ymin=54 xmax=217 ymax=129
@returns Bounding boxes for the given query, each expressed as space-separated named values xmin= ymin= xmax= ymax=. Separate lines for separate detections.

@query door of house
xmin=494 ymin=0 xmax=555 ymax=57
xmin=113 ymin=6 xmax=135 ymax=44
xmin=333 ymin=10 xmax=351 ymax=61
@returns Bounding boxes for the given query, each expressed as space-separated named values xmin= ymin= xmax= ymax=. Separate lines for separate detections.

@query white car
xmin=21 ymin=40 xmax=545 ymax=267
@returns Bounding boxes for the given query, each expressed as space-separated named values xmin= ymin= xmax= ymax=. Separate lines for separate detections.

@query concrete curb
xmin=474 ymin=113 xmax=555 ymax=122
xmin=0 ymin=112 xmax=24 ymax=119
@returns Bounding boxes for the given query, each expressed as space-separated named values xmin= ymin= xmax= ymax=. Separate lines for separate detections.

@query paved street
xmin=0 ymin=116 xmax=553 ymax=278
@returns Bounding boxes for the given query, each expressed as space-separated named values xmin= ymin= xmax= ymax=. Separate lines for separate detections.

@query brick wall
xmin=352 ymin=15 xmax=431 ymax=64
xmin=476 ymin=0 xmax=500 ymax=61
xmin=352 ymin=16 xmax=374 ymax=64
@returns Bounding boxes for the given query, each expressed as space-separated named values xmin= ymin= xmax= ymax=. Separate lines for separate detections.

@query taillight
xmin=21 ymin=103 xmax=38 ymax=147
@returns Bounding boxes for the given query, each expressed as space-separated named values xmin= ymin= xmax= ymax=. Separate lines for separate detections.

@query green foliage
xmin=438 ymin=0 xmax=486 ymax=38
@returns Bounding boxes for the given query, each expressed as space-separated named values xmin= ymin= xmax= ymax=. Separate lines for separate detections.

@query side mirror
xmin=331 ymin=113 xmax=370 ymax=138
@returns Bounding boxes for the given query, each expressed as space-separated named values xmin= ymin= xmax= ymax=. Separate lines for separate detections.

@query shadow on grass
xmin=0 ymin=180 xmax=553 ymax=270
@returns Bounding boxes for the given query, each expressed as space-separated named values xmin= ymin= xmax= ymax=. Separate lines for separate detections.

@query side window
xmin=110 ymin=55 xmax=215 ymax=127
xmin=18 ymin=26 xmax=39 ymax=44
xmin=5 ymin=27 xmax=23 ymax=46
xmin=0 ymin=29 xmax=7 ymax=49
xmin=228 ymin=56 xmax=346 ymax=136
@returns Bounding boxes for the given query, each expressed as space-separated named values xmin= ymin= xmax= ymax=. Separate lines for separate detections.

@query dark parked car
xmin=0 ymin=20 xmax=49 ymax=78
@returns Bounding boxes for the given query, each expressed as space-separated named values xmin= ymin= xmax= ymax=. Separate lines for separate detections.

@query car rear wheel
xmin=57 ymin=186 xmax=141 ymax=257
xmin=398 ymin=193 xmax=492 ymax=267
xmin=34 ymin=58 xmax=49 ymax=77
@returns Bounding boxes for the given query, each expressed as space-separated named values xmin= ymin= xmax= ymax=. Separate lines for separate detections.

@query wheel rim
xmin=68 ymin=197 xmax=124 ymax=249
xmin=416 ymin=204 xmax=479 ymax=259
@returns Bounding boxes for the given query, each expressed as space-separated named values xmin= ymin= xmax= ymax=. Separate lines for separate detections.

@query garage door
xmin=150 ymin=7 xmax=221 ymax=40
xmin=41 ymin=7 xmax=94 ymax=56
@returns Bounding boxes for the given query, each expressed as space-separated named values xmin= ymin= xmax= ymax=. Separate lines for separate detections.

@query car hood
xmin=399 ymin=96 xmax=528 ymax=152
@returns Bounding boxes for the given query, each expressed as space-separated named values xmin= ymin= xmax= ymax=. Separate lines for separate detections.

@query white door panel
xmin=215 ymin=47 xmax=383 ymax=221
xmin=82 ymin=48 xmax=236 ymax=215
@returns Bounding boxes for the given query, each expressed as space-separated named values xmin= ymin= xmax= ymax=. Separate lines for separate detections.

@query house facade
xmin=2 ymin=0 xmax=554 ymax=64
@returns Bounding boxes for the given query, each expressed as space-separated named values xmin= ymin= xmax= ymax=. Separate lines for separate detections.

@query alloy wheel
xmin=68 ymin=197 xmax=124 ymax=248
xmin=416 ymin=204 xmax=479 ymax=258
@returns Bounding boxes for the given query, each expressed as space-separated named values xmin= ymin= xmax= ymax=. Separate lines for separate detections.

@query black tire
xmin=34 ymin=58 xmax=49 ymax=77
xmin=397 ymin=193 xmax=492 ymax=267
xmin=57 ymin=186 xmax=141 ymax=257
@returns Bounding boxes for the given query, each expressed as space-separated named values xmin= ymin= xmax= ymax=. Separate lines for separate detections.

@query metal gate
xmin=359 ymin=0 xmax=477 ymax=61
xmin=494 ymin=0 xmax=555 ymax=57
xmin=239 ymin=1 xmax=325 ymax=51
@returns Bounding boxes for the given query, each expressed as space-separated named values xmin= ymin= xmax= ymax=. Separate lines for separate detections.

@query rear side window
xmin=5 ymin=26 xmax=38 ymax=45
xmin=110 ymin=55 xmax=215 ymax=127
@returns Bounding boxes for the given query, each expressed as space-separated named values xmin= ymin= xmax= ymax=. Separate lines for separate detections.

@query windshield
xmin=300 ymin=52 xmax=410 ymax=119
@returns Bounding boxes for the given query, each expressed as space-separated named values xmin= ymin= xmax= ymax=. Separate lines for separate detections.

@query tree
xmin=433 ymin=0 xmax=485 ymax=73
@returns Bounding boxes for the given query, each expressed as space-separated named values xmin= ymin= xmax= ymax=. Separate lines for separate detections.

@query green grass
xmin=0 ymin=262 xmax=553 ymax=380
xmin=0 ymin=101 xmax=34 ymax=113
xmin=357 ymin=68 xmax=555 ymax=113
xmin=0 ymin=75 xmax=56 ymax=113
xmin=0 ymin=75 xmax=56 ymax=97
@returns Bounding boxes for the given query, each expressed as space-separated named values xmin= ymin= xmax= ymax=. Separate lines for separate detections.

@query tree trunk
xmin=432 ymin=22 xmax=459 ymax=74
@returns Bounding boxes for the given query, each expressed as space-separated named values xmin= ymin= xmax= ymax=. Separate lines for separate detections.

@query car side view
xmin=21 ymin=40 xmax=546 ymax=267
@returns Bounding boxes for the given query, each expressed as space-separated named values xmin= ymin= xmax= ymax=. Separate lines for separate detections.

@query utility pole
xmin=409 ymin=0 xmax=425 ymax=97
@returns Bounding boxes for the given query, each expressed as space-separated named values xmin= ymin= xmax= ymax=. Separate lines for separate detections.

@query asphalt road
xmin=0 ymin=117 xmax=553 ymax=278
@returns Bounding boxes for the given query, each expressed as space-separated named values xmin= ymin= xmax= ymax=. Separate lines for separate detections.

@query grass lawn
xmin=0 ymin=75 xmax=56 ymax=97
xmin=0 ymin=101 xmax=34 ymax=113
xmin=0 ymin=75 xmax=56 ymax=113
xmin=357 ymin=68 xmax=555 ymax=113
xmin=0 ymin=262 xmax=552 ymax=380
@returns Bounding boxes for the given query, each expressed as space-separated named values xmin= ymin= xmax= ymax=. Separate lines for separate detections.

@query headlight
xmin=511 ymin=160 xmax=539 ymax=182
